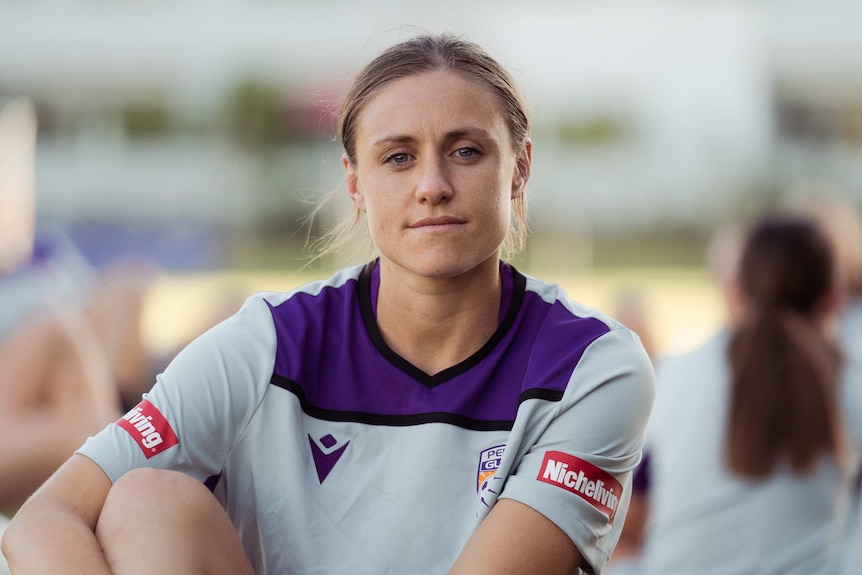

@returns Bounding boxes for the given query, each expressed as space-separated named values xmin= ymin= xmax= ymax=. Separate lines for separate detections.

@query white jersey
xmin=642 ymin=329 xmax=862 ymax=575
xmin=79 ymin=261 xmax=654 ymax=575
xmin=837 ymin=298 xmax=862 ymax=573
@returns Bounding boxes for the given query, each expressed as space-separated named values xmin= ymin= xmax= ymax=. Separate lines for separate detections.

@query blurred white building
xmin=1 ymin=0 xmax=861 ymax=265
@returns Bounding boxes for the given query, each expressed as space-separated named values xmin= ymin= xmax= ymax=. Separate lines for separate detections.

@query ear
xmin=512 ymin=138 xmax=532 ymax=198
xmin=814 ymin=287 xmax=843 ymax=336
xmin=343 ymin=153 xmax=366 ymax=212
xmin=724 ymin=279 xmax=746 ymax=327
xmin=819 ymin=287 xmax=842 ymax=320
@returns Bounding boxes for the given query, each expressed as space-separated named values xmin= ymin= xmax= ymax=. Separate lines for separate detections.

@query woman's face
xmin=344 ymin=70 xmax=530 ymax=280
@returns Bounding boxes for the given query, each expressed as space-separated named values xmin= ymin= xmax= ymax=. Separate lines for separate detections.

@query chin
xmin=380 ymin=241 xmax=500 ymax=278
xmin=412 ymin=254 xmax=499 ymax=280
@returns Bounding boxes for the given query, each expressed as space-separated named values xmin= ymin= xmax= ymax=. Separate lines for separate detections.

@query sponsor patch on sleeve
xmin=536 ymin=450 xmax=622 ymax=524
xmin=117 ymin=399 xmax=179 ymax=459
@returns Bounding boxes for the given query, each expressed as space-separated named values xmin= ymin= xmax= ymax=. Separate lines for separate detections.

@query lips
xmin=410 ymin=216 xmax=464 ymax=228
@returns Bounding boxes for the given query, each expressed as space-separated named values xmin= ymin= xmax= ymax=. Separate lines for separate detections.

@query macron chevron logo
xmin=308 ymin=434 xmax=349 ymax=484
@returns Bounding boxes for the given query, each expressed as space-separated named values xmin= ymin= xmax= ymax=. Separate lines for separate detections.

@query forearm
xmin=1 ymin=501 xmax=112 ymax=575
xmin=2 ymin=454 xmax=115 ymax=574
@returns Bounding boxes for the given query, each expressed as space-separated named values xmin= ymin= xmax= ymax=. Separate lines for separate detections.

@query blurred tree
xmin=554 ymin=115 xmax=628 ymax=147
xmin=223 ymin=77 xmax=290 ymax=148
xmin=121 ymin=98 xmax=172 ymax=138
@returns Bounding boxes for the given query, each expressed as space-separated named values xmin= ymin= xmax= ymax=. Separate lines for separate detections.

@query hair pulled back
xmin=310 ymin=34 xmax=531 ymax=262
xmin=338 ymin=34 xmax=530 ymax=164
xmin=726 ymin=214 xmax=844 ymax=477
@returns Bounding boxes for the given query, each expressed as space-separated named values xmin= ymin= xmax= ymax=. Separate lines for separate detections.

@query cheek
xmin=360 ymin=170 xmax=404 ymax=217
xmin=488 ymin=173 xmax=515 ymax=222
xmin=494 ymin=199 xmax=513 ymax=235
xmin=475 ymin=190 xmax=512 ymax=240
xmin=360 ymin=191 xmax=394 ymax=238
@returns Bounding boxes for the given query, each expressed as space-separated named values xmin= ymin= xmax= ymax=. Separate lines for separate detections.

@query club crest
xmin=477 ymin=444 xmax=505 ymax=491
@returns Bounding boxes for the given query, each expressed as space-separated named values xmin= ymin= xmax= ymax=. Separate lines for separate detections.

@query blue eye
xmin=455 ymin=147 xmax=478 ymax=159
xmin=385 ymin=153 xmax=410 ymax=165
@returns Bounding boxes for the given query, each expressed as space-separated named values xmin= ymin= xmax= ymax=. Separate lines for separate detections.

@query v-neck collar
xmin=357 ymin=259 xmax=527 ymax=387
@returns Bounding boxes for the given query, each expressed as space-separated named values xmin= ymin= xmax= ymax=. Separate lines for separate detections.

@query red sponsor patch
xmin=117 ymin=399 xmax=179 ymax=459
xmin=536 ymin=450 xmax=623 ymax=524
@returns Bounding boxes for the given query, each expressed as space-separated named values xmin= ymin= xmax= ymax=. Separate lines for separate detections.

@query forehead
xmin=355 ymin=70 xmax=509 ymax=147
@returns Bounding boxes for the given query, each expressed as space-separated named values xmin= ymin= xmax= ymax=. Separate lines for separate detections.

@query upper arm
xmin=488 ymin=327 xmax=655 ymax=573
xmin=450 ymin=499 xmax=580 ymax=575
xmin=76 ymin=295 xmax=275 ymax=484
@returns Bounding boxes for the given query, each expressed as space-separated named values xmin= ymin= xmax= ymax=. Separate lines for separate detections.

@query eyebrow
xmin=371 ymin=127 xmax=495 ymax=148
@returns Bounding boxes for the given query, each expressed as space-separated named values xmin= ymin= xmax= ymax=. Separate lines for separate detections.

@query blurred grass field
xmin=142 ymin=263 xmax=727 ymax=363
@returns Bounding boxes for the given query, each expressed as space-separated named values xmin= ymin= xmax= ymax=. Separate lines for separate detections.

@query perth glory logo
xmin=117 ymin=399 xmax=179 ymax=459
xmin=477 ymin=444 xmax=505 ymax=491
xmin=477 ymin=444 xmax=505 ymax=508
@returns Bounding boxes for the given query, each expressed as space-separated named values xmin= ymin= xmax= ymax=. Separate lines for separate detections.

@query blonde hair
xmin=307 ymin=34 xmax=531 ymax=264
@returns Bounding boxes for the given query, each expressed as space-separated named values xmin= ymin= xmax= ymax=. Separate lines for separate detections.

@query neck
xmin=375 ymin=258 xmax=503 ymax=375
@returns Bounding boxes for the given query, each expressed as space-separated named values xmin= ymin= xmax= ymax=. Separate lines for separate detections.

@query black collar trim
xmin=357 ymin=259 xmax=527 ymax=388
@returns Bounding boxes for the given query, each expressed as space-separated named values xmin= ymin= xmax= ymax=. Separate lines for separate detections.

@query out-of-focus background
xmin=2 ymin=0 xmax=861 ymax=360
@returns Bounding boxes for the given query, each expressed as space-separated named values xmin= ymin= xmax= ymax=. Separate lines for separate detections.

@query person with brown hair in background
xmin=603 ymin=287 xmax=658 ymax=575
xmin=641 ymin=213 xmax=862 ymax=574
xmin=0 ymin=96 xmax=166 ymax=551
xmin=605 ymin=220 xmax=747 ymax=575
xmin=0 ymin=97 xmax=244 ymax=570
xmin=790 ymin=195 xmax=862 ymax=573
xmin=0 ymin=98 xmax=125 ymax=528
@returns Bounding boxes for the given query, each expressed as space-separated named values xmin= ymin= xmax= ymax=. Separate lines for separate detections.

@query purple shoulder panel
xmin=266 ymin=264 xmax=610 ymax=427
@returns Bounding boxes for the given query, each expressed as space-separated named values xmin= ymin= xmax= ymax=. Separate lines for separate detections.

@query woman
xmin=0 ymin=98 xmax=144 ymax=519
xmin=0 ymin=98 xmax=189 ymax=518
xmin=1 ymin=34 xmax=654 ymax=575
xmin=642 ymin=214 xmax=860 ymax=574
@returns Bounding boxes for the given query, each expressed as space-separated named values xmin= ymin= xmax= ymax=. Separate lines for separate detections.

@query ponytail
xmin=727 ymin=307 xmax=843 ymax=477
xmin=725 ymin=215 xmax=845 ymax=478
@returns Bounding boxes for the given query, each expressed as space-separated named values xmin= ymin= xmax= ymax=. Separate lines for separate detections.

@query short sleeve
xmin=499 ymin=327 xmax=655 ymax=574
xmin=77 ymin=294 xmax=278 ymax=483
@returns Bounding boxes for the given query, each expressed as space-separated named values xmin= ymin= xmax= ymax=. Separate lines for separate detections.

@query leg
xmin=0 ymin=311 xmax=120 ymax=511
xmin=83 ymin=262 xmax=159 ymax=408
xmin=96 ymin=468 xmax=254 ymax=575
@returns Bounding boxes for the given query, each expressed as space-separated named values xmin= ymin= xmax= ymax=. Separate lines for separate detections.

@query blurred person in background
xmin=603 ymin=288 xmax=658 ymax=575
xmin=2 ymin=34 xmax=654 ymax=575
xmin=0 ymin=98 xmax=166 ymax=519
xmin=789 ymin=195 xmax=862 ymax=573
xmin=789 ymin=195 xmax=862 ymax=344
xmin=609 ymin=288 xmax=658 ymax=362
xmin=604 ymin=220 xmax=745 ymax=575
xmin=641 ymin=213 xmax=862 ymax=574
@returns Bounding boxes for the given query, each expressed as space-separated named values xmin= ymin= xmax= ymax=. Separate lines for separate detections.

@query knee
xmin=96 ymin=468 xmax=214 ymax=551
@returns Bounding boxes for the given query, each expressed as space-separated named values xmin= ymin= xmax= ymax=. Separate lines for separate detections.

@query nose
xmin=416 ymin=156 xmax=452 ymax=205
